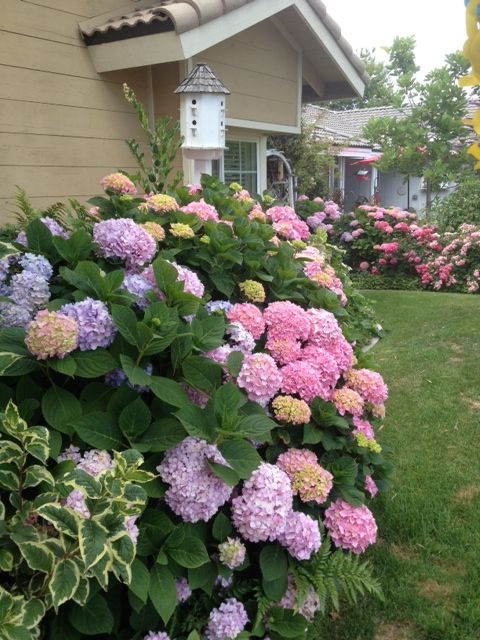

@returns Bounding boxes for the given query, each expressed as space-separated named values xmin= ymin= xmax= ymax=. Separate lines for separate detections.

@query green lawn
xmin=316 ymin=290 xmax=480 ymax=640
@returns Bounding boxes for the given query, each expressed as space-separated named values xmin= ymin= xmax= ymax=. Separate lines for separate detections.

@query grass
xmin=316 ymin=290 xmax=480 ymax=640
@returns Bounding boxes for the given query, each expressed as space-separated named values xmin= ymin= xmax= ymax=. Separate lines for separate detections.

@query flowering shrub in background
xmin=0 ymin=174 xmax=392 ymax=639
xmin=333 ymin=204 xmax=480 ymax=293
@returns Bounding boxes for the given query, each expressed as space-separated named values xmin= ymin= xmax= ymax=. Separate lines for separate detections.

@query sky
xmin=323 ymin=0 xmax=467 ymax=76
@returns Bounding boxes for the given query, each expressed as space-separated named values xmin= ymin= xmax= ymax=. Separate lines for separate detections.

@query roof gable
xmin=79 ymin=0 xmax=368 ymax=101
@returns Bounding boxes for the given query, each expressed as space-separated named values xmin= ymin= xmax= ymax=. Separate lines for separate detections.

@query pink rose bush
xmin=0 ymin=173 xmax=390 ymax=639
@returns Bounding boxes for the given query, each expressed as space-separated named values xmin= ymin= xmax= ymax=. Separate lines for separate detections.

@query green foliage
xmin=123 ymin=84 xmax=184 ymax=194
xmin=429 ymin=173 xmax=480 ymax=230
xmin=350 ymin=273 xmax=420 ymax=291
xmin=268 ymin=121 xmax=335 ymax=198
xmin=362 ymin=42 xmax=469 ymax=209
xmin=0 ymin=401 xmax=153 ymax=638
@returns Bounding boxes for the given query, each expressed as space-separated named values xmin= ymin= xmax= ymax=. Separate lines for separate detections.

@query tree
xmin=363 ymin=45 xmax=470 ymax=210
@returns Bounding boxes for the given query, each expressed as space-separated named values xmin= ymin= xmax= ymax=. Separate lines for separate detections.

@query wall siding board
xmin=0 ymin=133 xmax=141 ymax=168
xmin=193 ymin=21 xmax=299 ymax=128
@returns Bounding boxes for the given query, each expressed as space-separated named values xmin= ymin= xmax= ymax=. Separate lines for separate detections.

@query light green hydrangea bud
xmin=218 ymin=537 xmax=246 ymax=569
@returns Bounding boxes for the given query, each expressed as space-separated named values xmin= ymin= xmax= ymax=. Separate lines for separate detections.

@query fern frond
xmin=11 ymin=187 xmax=38 ymax=225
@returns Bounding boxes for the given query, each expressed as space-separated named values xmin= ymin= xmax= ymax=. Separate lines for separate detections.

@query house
xmin=0 ymin=0 xmax=368 ymax=224
xmin=303 ymin=104 xmax=460 ymax=213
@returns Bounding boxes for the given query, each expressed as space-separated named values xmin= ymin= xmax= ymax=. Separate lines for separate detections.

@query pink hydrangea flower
xmin=237 ymin=353 xmax=281 ymax=406
xmin=144 ymin=193 xmax=179 ymax=213
xmin=180 ymin=199 xmax=219 ymax=222
xmin=273 ymin=219 xmax=310 ymax=241
xmin=100 ymin=172 xmax=137 ymax=195
xmin=226 ymin=303 xmax=265 ymax=340
xmin=352 ymin=416 xmax=375 ymax=440
xmin=266 ymin=336 xmax=302 ymax=365
xmin=231 ymin=463 xmax=292 ymax=542
xmin=332 ymin=388 xmax=364 ymax=416
xmin=25 ymin=310 xmax=78 ymax=360
xmin=344 ymin=369 xmax=388 ymax=405
xmin=173 ymin=262 xmax=205 ymax=298
xmin=323 ymin=499 xmax=377 ymax=554
xmin=265 ymin=205 xmax=298 ymax=223
xmin=187 ymin=183 xmax=202 ymax=196
xmin=157 ymin=437 xmax=232 ymax=522
xmin=264 ymin=301 xmax=311 ymax=342
xmin=364 ymin=475 xmax=378 ymax=498
xmin=276 ymin=449 xmax=333 ymax=504
xmin=281 ymin=356 xmax=338 ymax=403
xmin=277 ymin=511 xmax=321 ymax=560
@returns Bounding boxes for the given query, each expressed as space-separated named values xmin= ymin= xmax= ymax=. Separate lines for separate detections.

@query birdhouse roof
xmin=174 ymin=64 xmax=230 ymax=95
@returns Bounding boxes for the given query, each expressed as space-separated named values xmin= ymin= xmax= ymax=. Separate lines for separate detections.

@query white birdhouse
xmin=175 ymin=64 xmax=230 ymax=160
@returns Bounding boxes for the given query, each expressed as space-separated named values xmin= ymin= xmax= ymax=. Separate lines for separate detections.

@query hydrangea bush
xmin=333 ymin=204 xmax=480 ymax=293
xmin=0 ymin=174 xmax=393 ymax=639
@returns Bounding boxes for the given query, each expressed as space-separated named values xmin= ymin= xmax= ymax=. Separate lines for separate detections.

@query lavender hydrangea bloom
xmin=157 ymin=437 xmax=232 ymax=522
xmin=124 ymin=516 xmax=139 ymax=543
xmin=19 ymin=253 xmax=53 ymax=280
xmin=205 ymin=300 xmax=233 ymax=315
xmin=0 ymin=302 xmax=31 ymax=329
xmin=0 ymin=258 xmax=9 ymax=284
xmin=10 ymin=271 xmax=50 ymax=311
xmin=77 ymin=449 xmax=113 ymax=477
xmin=340 ymin=232 xmax=354 ymax=243
xmin=15 ymin=231 xmax=27 ymax=247
xmin=144 ymin=633 xmax=170 ymax=640
xmin=57 ymin=445 xmax=82 ymax=464
xmin=175 ymin=577 xmax=192 ymax=603
xmin=231 ymin=463 xmax=292 ymax=542
xmin=306 ymin=211 xmax=326 ymax=230
xmin=226 ymin=323 xmax=255 ymax=355
xmin=64 ymin=489 xmax=90 ymax=518
xmin=93 ymin=218 xmax=156 ymax=269
xmin=205 ymin=598 xmax=248 ymax=640
xmin=122 ymin=273 xmax=153 ymax=309
xmin=41 ymin=217 xmax=69 ymax=238
xmin=276 ymin=511 xmax=321 ymax=560
xmin=60 ymin=298 xmax=116 ymax=351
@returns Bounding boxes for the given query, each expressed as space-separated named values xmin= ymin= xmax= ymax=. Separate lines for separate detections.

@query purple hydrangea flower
xmin=10 ymin=271 xmax=50 ymax=311
xmin=306 ymin=211 xmax=326 ymax=230
xmin=122 ymin=273 xmax=153 ymax=309
xmin=93 ymin=218 xmax=156 ymax=269
xmin=0 ymin=302 xmax=31 ymax=328
xmin=57 ymin=445 xmax=82 ymax=464
xmin=205 ymin=598 xmax=248 ymax=640
xmin=231 ymin=463 xmax=292 ymax=543
xmin=124 ymin=515 xmax=139 ymax=543
xmin=175 ymin=577 xmax=192 ymax=603
xmin=144 ymin=633 xmax=170 ymax=640
xmin=0 ymin=258 xmax=10 ymax=284
xmin=19 ymin=253 xmax=53 ymax=280
xmin=64 ymin=489 xmax=90 ymax=518
xmin=40 ymin=217 xmax=69 ymax=238
xmin=157 ymin=437 xmax=232 ymax=522
xmin=276 ymin=511 xmax=321 ymax=560
xmin=226 ymin=323 xmax=255 ymax=355
xmin=77 ymin=449 xmax=113 ymax=477
xmin=205 ymin=300 xmax=233 ymax=315
xmin=60 ymin=298 xmax=116 ymax=351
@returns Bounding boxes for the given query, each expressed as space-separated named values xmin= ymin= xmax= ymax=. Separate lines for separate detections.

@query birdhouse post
xmin=175 ymin=63 xmax=230 ymax=183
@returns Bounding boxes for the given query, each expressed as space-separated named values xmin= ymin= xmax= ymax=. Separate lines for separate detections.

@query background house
xmin=0 ymin=0 xmax=368 ymax=224
xmin=304 ymin=104 xmax=461 ymax=213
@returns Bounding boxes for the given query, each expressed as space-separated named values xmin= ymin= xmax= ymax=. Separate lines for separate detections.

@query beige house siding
xmin=193 ymin=20 xmax=300 ymax=130
xmin=0 ymin=0 xmax=147 ymax=222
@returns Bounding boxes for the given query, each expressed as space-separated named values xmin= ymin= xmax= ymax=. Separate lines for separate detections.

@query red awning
xmin=351 ymin=156 xmax=381 ymax=165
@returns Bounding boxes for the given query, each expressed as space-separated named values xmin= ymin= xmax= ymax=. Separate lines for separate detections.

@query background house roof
xmin=80 ymin=0 xmax=369 ymax=100
xmin=304 ymin=102 xmax=480 ymax=149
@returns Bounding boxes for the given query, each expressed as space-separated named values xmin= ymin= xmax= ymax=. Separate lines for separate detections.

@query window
xmin=223 ymin=141 xmax=258 ymax=193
